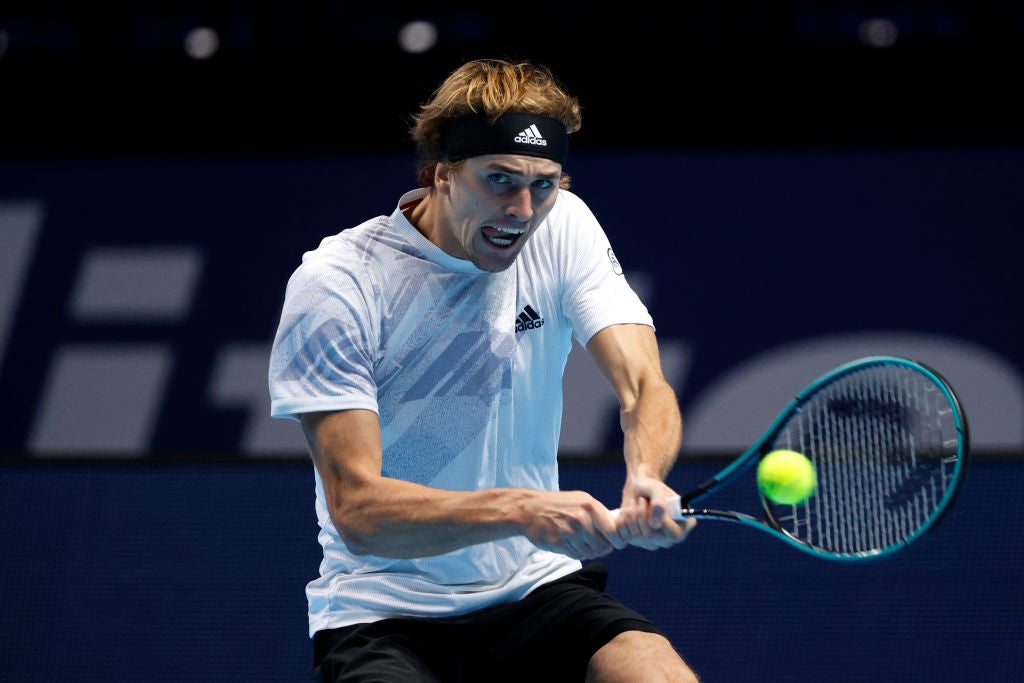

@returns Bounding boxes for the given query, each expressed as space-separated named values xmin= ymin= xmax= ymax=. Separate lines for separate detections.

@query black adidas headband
xmin=439 ymin=112 xmax=569 ymax=165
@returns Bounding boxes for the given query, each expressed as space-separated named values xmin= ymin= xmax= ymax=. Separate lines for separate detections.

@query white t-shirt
xmin=269 ymin=187 xmax=654 ymax=636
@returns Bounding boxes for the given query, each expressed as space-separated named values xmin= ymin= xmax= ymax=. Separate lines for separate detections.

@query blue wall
xmin=2 ymin=148 xmax=1023 ymax=681
xmin=2 ymin=149 xmax=1022 ymax=458
xmin=1 ymin=458 xmax=1020 ymax=682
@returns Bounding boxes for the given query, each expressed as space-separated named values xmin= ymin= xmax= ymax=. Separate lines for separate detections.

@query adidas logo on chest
xmin=515 ymin=305 xmax=545 ymax=332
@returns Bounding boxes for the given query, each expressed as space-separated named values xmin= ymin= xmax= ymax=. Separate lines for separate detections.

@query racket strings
xmin=771 ymin=363 xmax=962 ymax=556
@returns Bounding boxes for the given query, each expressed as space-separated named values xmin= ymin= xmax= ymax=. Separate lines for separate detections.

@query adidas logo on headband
xmin=514 ymin=125 xmax=547 ymax=147
xmin=440 ymin=112 xmax=569 ymax=165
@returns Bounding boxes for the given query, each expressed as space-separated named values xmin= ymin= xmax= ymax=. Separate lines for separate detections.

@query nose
xmin=504 ymin=186 xmax=533 ymax=221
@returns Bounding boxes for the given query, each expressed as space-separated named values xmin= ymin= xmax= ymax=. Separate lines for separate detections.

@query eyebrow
xmin=486 ymin=161 xmax=560 ymax=182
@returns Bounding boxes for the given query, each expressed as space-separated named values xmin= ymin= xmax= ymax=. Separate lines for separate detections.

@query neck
xmin=403 ymin=192 xmax=442 ymax=247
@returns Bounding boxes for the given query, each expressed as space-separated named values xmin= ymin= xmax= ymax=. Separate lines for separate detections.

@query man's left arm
xmin=585 ymin=323 xmax=697 ymax=549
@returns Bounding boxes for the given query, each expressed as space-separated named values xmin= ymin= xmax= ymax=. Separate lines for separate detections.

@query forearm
xmin=619 ymin=375 xmax=682 ymax=482
xmin=304 ymin=409 xmax=621 ymax=561
xmin=615 ymin=376 xmax=693 ymax=548
xmin=321 ymin=476 xmax=536 ymax=558
xmin=321 ymin=472 xmax=623 ymax=560
xmin=584 ymin=324 xmax=682 ymax=486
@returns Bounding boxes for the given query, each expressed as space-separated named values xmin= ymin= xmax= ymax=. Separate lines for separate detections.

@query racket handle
xmin=608 ymin=495 xmax=684 ymax=521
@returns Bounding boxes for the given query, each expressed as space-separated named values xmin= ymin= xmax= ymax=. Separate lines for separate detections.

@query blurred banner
xmin=1 ymin=148 xmax=1021 ymax=459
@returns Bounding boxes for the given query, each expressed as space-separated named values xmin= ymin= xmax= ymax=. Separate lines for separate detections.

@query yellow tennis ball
xmin=757 ymin=449 xmax=817 ymax=504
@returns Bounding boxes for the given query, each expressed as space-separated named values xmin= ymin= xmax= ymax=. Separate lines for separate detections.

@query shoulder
xmin=551 ymin=189 xmax=592 ymax=216
xmin=542 ymin=189 xmax=601 ymax=234
xmin=288 ymin=217 xmax=388 ymax=289
xmin=532 ymin=190 xmax=605 ymax=253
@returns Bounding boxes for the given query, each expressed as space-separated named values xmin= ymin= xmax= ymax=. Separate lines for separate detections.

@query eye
xmin=488 ymin=173 xmax=511 ymax=185
xmin=533 ymin=178 xmax=555 ymax=190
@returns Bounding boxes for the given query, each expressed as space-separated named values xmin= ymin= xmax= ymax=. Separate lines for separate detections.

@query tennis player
xmin=268 ymin=58 xmax=700 ymax=682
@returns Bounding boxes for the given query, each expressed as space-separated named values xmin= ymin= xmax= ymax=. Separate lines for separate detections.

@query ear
xmin=434 ymin=162 xmax=452 ymax=196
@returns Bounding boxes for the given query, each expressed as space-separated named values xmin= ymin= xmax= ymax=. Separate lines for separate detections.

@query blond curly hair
xmin=410 ymin=59 xmax=582 ymax=189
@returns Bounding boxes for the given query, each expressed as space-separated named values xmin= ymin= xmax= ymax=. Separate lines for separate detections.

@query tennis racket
xmin=613 ymin=356 xmax=969 ymax=561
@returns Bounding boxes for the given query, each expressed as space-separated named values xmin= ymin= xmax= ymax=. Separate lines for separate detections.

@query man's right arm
xmin=300 ymin=409 xmax=625 ymax=559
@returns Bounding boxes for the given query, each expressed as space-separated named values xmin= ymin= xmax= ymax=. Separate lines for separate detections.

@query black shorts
xmin=311 ymin=561 xmax=663 ymax=683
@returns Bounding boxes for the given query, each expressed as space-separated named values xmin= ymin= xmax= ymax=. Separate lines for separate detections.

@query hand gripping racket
xmin=613 ymin=356 xmax=969 ymax=561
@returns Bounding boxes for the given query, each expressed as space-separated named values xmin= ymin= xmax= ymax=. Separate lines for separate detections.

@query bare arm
xmin=585 ymin=323 xmax=696 ymax=548
xmin=300 ymin=409 xmax=625 ymax=559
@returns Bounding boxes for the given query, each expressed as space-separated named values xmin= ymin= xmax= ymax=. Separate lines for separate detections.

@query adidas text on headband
xmin=439 ymin=112 xmax=569 ymax=166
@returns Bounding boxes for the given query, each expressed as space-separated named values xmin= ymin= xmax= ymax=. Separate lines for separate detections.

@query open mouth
xmin=482 ymin=225 xmax=525 ymax=248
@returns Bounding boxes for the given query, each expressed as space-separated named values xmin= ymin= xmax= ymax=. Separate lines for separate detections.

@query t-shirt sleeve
xmin=267 ymin=252 xmax=379 ymax=422
xmin=554 ymin=192 xmax=654 ymax=346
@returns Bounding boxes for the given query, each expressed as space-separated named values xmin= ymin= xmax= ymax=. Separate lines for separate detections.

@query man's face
xmin=436 ymin=154 xmax=562 ymax=273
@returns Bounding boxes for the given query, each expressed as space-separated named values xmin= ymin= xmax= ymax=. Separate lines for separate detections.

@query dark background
xmin=3 ymin=1 xmax=1024 ymax=159
xmin=2 ymin=3 xmax=1023 ymax=682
